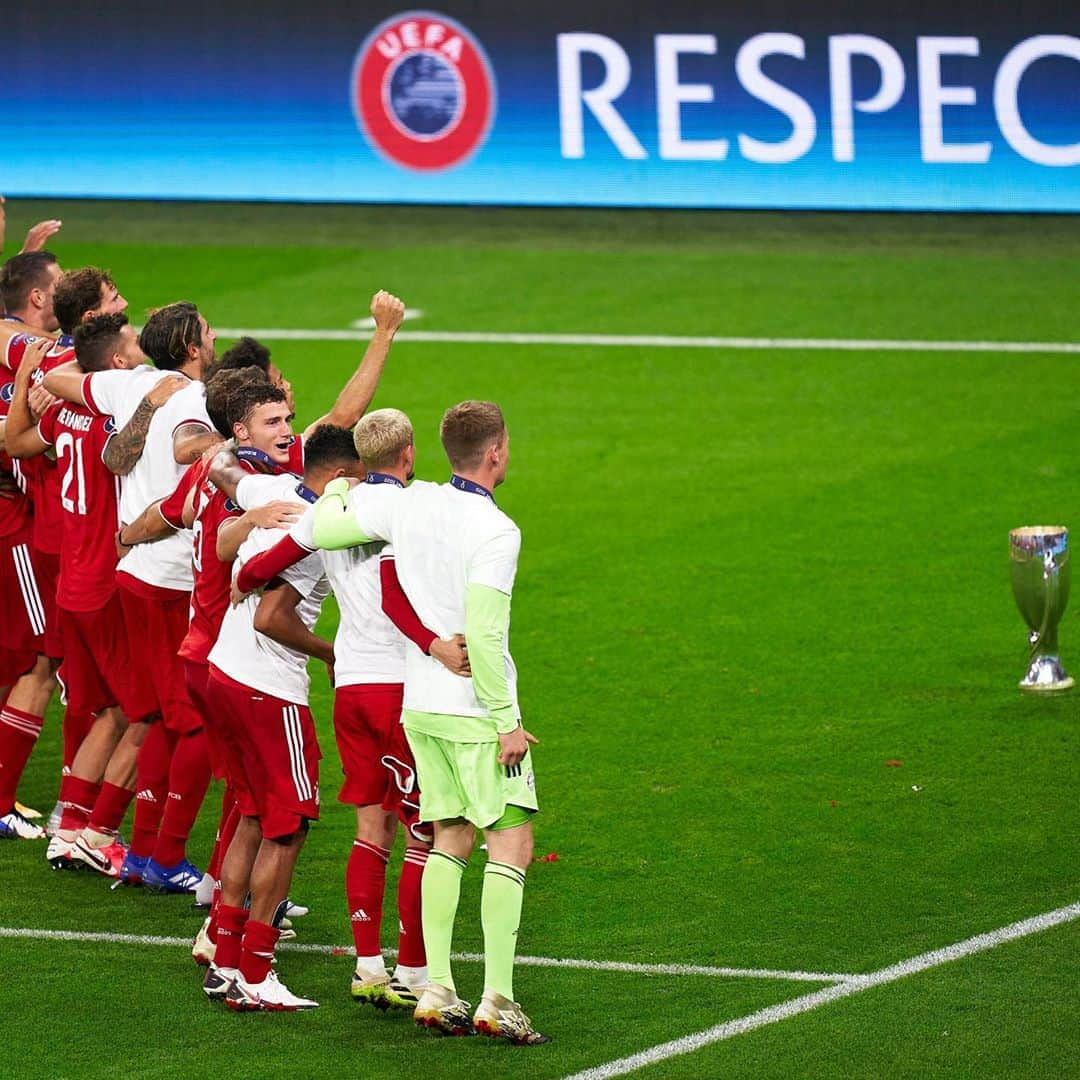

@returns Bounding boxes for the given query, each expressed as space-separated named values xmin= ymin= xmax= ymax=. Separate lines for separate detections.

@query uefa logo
xmin=351 ymin=11 xmax=496 ymax=171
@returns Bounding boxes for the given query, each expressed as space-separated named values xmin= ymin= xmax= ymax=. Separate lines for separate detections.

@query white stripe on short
xmin=12 ymin=544 xmax=46 ymax=636
xmin=282 ymin=705 xmax=312 ymax=803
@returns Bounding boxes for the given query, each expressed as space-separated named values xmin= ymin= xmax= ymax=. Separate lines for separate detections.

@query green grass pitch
xmin=1 ymin=201 xmax=1078 ymax=1078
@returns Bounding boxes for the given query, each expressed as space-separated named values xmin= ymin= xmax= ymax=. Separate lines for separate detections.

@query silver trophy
xmin=1009 ymin=526 xmax=1074 ymax=692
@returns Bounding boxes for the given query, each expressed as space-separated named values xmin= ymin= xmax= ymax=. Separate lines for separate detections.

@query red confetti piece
xmin=829 ymin=800 xmax=838 ymax=807
xmin=330 ymin=947 xmax=350 ymax=956
xmin=533 ymin=852 xmax=559 ymax=863
xmin=884 ymin=760 xmax=903 ymax=767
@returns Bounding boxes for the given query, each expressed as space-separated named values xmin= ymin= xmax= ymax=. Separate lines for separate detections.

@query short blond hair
xmin=353 ymin=408 xmax=414 ymax=469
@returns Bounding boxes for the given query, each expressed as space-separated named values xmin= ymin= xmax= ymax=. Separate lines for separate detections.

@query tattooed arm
xmin=102 ymin=376 xmax=187 ymax=476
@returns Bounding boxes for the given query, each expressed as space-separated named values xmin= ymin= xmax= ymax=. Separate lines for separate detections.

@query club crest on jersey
xmin=351 ymin=10 xmax=496 ymax=171
xmin=0 ymin=382 xmax=13 ymax=405
xmin=104 ymin=417 xmax=117 ymax=434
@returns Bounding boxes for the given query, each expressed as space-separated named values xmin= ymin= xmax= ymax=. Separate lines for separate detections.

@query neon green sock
xmin=481 ymin=861 xmax=526 ymax=1000
xmin=422 ymin=850 xmax=467 ymax=992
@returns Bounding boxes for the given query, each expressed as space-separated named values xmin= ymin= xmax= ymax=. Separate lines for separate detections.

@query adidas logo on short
xmin=135 ymin=789 xmax=157 ymax=802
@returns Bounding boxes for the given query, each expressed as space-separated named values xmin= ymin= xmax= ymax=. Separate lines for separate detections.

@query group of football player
xmin=0 ymin=205 xmax=546 ymax=1043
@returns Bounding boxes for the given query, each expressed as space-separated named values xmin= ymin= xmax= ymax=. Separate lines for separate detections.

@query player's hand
xmin=21 ymin=218 xmax=62 ymax=253
xmin=28 ymin=383 xmax=57 ymax=422
xmin=230 ymin=577 xmax=251 ymax=607
xmin=324 ymin=657 xmax=336 ymax=688
xmin=144 ymin=375 xmax=188 ymax=408
xmin=249 ymin=500 xmax=302 ymax=530
xmin=430 ymin=633 xmax=470 ymax=676
xmin=496 ymin=724 xmax=537 ymax=767
xmin=370 ymin=290 xmax=405 ymax=335
xmin=0 ymin=471 xmax=19 ymax=501
xmin=19 ymin=335 xmax=52 ymax=376
xmin=115 ymin=529 xmax=132 ymax=559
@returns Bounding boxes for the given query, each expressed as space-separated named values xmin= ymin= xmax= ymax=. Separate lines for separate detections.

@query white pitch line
xmin=563 ymin=900 xmax=1080 ymax=1080
xmin=214 ymin=328 xmax=1080 ymax=354
xmin=0 ymin=926 xmax=848 ymax=983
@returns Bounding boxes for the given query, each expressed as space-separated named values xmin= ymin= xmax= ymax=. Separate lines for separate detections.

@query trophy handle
xmin=1031 ymin=550 xmax=1060 ymax=657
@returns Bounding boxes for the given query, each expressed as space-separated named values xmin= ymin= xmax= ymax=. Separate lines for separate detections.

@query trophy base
xmin=1018 ymin=655 xmax=1074 ymax=693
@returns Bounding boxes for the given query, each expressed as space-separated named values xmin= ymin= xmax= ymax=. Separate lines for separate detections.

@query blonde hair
xmin=353 ymin=408 xmax=414 ymax=469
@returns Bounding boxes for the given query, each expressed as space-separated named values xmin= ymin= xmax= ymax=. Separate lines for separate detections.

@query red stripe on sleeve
xmin=380 ymin=556 xmax=437 ymax=655
xmin=236 ymin=535 xmax=308 ymax=595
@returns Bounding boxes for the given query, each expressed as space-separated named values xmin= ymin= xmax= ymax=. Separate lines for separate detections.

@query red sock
xmin=58 ymin=775 xmax=100 ymax=834
xmin=0 ymin=704 xmax=44 ymax=809
xmin=207 ymin=788 xmax=239 ymax=880
xmin=129 ymin=723 xmax=175 ymax=857
xmin=398 ymin=847 xmax=429 ymax=967
xmin=151 ymin=729 xmax=211 ymax=867
xmin=239 ymin=919 xmax=280 ymax=985
xmin=207 ymin=883 xmax=223 ymax=943
xmin=347 ymin=840 xmax=389 ymax=957
xmin=214 ymin=904 xmax=249 ymax=971
xmin=87 ymin=782 xmax=135 ymax=836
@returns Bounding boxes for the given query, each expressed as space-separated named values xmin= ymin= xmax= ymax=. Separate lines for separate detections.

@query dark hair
xmin=72 ymin=313 xmax=129 ymax=373
xmin=0 ymin=251 xmax=59 ymax=314
xmin=204 ymin=366 xmax=281 ymax=438
xmin=440 ymin=400 xmax=506 ymax=470
xmin=216 ymin=336 xmax=271 ymax=374
xmin=303 ymin=424 xmax=360 ymax=473
xmin=54 ymin=267 xmax=115 ymax=335
xmin=138 ymin=301 xmax=203 ymax=371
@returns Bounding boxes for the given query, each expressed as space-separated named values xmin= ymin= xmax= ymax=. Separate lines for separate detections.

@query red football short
xmin=206 ymin=667 xmax=321 ymax=840
xmin=33 ymin=549 xmax=63 ymax=659
xmin=333 ymin=682 xmax=429 ymax=842
xmin=184 ymin=659 xmax=227 ymax=780
xmin=58 ymin=597 xmax=158 ymax=722
xmin=117 ymin=574 xmax=203 ymax=734
xmin=0 ymin=521 xmax=48 ymax=661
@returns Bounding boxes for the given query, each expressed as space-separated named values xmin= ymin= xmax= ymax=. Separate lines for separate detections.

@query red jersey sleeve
xmin=159 ymin=460 xmax=204 ymax=530
xmin=380 ymin=554 xmax=437 ymax=654
xmin=236 ymin=535 xmax=308 ymax=595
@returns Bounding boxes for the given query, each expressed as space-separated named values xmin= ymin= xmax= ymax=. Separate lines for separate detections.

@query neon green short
xmin=404 ymin=725 xmax=538 ymax=830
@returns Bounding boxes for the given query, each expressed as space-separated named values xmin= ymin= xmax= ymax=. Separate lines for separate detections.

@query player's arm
xmin=380 ymin=555 xmax=470 ymax=675
xmin=311 ymin=478 xmax=378 ymax=549
xmin=173 ymin=421 xmax=220 ymax=466
xmin=117 ymin=498 xmax=176 ymax=549
xmin=301 ymin=290 xmax=404 ymax=440
xmin=41 ymin=361 xmax=89 ymax=404
xmin=103 ymin=376 xmax=189 ymax=475
xmin=465 ymin=582 xmax=537 ymax=765
xmin=5 ymin=338 xmax=52 ymax=458
xmin=217 ymin=502 xmax=302 ymax=562
xmin=253 ymin=580 xmax=334 ymax=672
xmin=20 ymin=218 xmax=62 ymax=253
xmin=207 ymin=448 xmax=248 ymax=501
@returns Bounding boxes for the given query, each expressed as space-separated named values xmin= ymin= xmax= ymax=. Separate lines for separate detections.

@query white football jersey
xmin=345 ymin=480 xmax=521 ymax=721
xmin=83 ymin=367 xmax=210 ymax=591
xmin=291 ymin=504 xmax=406 ymax=687
xmin=208 ymin=474 xmax=329 ymax=705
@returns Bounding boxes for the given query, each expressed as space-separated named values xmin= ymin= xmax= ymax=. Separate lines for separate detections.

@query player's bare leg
xmin=224 ymin=825 xmax=318 ymax=1012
